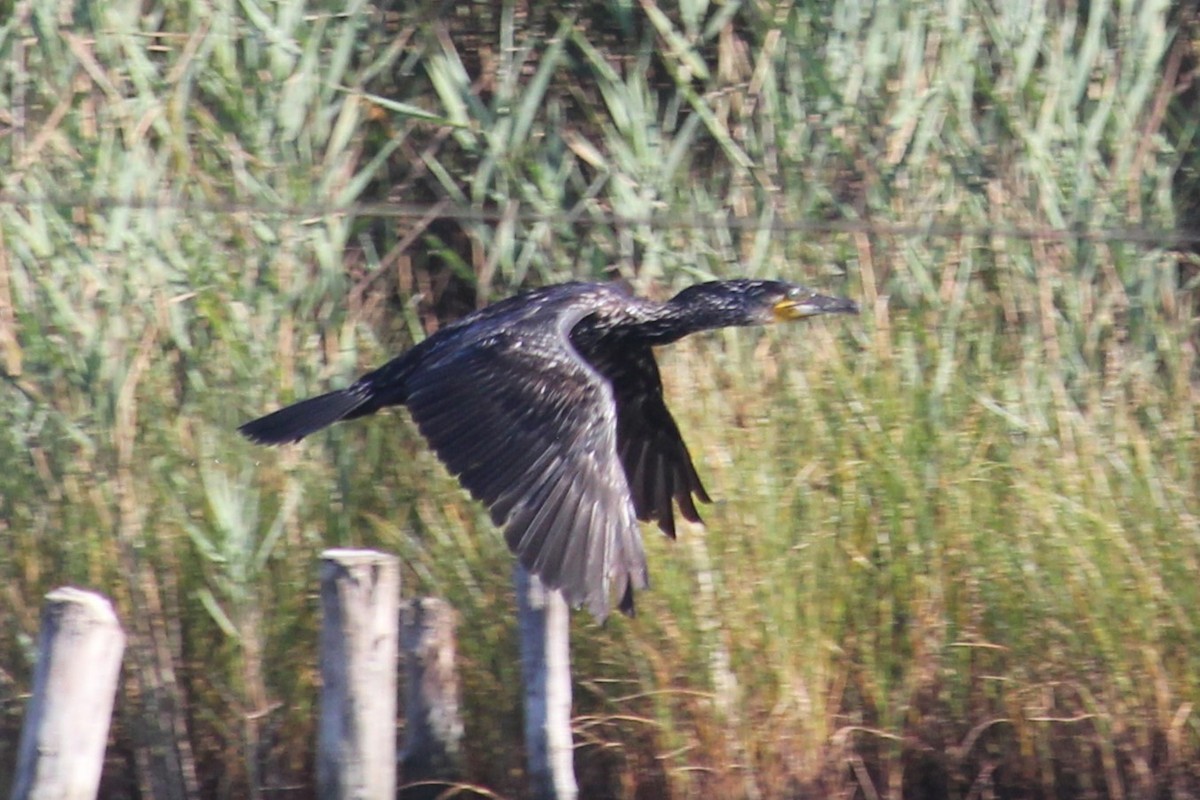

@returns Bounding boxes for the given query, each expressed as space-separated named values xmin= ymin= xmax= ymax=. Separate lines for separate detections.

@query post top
xmin=320 ymin=548 xmax=398 ymax=567
xmin=44 ymin=587 xmax=120 ymax=624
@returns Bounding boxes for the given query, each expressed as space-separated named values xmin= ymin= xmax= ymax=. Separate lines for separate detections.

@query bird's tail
xmin=238 ymin=386 xmax=374 ymax=445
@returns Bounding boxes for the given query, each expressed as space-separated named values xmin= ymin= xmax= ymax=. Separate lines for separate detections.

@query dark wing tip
xmin=656 ymin=509 xmax=677 ymax=539
xmin=617 ymin=579 xmax=636 ymax=617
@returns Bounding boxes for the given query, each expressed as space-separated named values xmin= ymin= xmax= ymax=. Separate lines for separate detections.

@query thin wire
xmin=1 ymin=191 xmax=1197 ymax=247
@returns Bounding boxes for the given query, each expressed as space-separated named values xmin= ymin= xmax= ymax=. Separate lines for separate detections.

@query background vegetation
xmin=3 ymin=0 xmax=1199 ymax=797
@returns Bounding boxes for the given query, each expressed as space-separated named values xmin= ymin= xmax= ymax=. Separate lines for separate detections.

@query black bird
xmin=240 ymin=280 xmax=857 ymax=618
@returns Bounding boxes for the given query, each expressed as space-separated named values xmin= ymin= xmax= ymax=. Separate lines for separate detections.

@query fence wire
xmin=2 ymin=191 xmax=1198 ymax=249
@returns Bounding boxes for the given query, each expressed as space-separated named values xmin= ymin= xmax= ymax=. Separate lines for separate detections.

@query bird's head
xmin=669 ymin=279 xmax=859 ymax=327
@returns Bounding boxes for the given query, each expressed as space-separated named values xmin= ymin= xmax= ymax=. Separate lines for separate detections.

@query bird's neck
xmin=572 ymin=283 xmax=763 ymax=349
xmin=615 ymin=294 xmax=746 ymax=346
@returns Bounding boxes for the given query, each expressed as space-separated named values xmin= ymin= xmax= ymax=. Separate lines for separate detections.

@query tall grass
xmin=2 ymin=0 xmax=1198 ymax=797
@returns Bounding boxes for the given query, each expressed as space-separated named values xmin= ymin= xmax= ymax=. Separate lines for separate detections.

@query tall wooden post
xmin=515 ymin=565 xmax=577 ymax=800
xmin=399 ymin=598 xmax=463 ymax=800
xmin=316 ymin=549 xmax=399 ymax=800
xmin=11 ymin=587 xmax=126 ymax=800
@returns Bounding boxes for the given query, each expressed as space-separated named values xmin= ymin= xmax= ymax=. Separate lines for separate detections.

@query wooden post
xmin=399 ymin=598 xmax=463 ymax=800
xmin=11 ymin=587 xmax=126 ymax=800
xmin=515 ymin=565 xmax=577 ymax=800
xmin=316 ymin=549 xmax=399 ymax=800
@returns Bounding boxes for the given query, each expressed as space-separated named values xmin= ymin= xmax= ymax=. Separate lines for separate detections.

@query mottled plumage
xmin=240 ymin=280 xmax=857 ymax=618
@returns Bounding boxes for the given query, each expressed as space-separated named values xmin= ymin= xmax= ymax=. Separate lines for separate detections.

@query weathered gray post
xmin=11 ymin=587 xmax=126 ymax=800
xmin=399 ymin=598 xmax=463 ymax=800
xmin=317 ymin=549 xmax=399 ymax=800
xmin=515 ymin=565 xmax=577 ymax=800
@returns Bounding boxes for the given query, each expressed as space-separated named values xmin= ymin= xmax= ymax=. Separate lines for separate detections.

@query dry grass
xmin=2 ymin=1 xmax=1199 ymax=797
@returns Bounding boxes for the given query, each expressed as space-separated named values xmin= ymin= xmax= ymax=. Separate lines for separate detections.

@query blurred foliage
xmin=2 ymin=0 xmax=1199 ymax=797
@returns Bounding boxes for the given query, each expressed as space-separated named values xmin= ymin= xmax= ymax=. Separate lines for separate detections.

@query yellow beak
xmin=773 ymin=293 xmax=859 ymax=322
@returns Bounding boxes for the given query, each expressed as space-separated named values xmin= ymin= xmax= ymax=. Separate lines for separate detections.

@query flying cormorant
xmin=240 ymin=279 xmax=857 ymax=618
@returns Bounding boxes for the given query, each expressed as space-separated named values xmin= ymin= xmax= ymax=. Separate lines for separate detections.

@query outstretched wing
xmin=584 ymin=341 xmax=711 ymax=538
xmin=403 ymin=306 xmax=647 ymax=619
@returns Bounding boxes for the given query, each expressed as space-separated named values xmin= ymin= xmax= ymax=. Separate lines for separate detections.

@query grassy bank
xmin=2 ymin=0 xmax=1198 ymax=797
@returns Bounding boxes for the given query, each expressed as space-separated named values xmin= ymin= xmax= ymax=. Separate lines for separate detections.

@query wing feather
xmin=403 ymin=302 xmax=646 ymax=618
xmin=579 ymin=341 xmax=710 ymax=539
